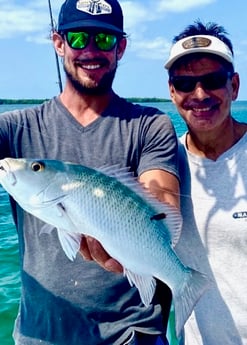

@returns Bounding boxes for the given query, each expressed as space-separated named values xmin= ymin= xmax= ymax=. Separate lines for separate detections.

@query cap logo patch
xmin=76 ymin=0 xmax=112 ymax=15
xmin=182 ymin=36 xmax=212 ymax=50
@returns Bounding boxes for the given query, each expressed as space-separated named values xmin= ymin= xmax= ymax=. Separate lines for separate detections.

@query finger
xmin=79 ymin=236 xmax=93 ymax=260
xmin=86 ymin=236 xmax=110 ymax=263
xmin=87 ymin=236 xmax=123 ymax=273
xmin=104 ymin=258 xmax=123 ymax=273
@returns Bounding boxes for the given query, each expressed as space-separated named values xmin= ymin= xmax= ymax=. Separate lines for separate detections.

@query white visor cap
xmin=164 ymin=35 xmax=234 ymax=69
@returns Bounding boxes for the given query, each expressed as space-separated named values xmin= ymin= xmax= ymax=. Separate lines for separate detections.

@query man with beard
xmin=0 ymin=0 xmax=180 ymax=344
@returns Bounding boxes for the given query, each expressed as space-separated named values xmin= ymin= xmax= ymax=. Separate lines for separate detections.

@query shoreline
xmin=0 ymin=97 xmax=171 ymax=105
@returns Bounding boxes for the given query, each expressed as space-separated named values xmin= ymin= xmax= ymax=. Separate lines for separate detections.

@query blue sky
xmin=0 ymin=0 xmax=247 ymax=100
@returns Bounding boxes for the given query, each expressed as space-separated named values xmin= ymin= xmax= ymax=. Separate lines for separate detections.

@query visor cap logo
xmin=182 ymin=37 xmax=212 ymax=50
xmin=76 ymin=0 xmax=112 ymax=15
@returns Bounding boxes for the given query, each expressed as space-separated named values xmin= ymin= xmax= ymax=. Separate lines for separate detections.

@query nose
xmin=71 ymin=36 xmax=99 ymax=55
xmin=82 ymin=36 xmax=102 ymax=53
xmin=192 ymin=82 xmax=210 ymax=100
xmin=85 ymin=37 xmax=96 ymax=50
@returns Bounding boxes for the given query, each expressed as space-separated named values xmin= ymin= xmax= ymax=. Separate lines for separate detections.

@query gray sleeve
xmin=0 ymin=112 xmax=13 ymax=159
xmin=137 ymin=112 xmax=179 ymax=180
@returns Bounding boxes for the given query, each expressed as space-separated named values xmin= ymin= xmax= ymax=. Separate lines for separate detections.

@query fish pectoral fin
xmin=124 ymin=268 xmax=156 ymax=306
xmin=40 ymin=223 xmax=55 ymax=234
xmin=55 ymin=202 xmax=79 ymax=232
xmin=57 ymin=229 xmax=82 ymax=261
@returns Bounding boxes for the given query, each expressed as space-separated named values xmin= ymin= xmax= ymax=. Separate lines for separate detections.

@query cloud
xmin=0 ymin=9 xmax=43 ymax=38
xmin=0 ymin=0 xmax=63 ymax=39
xmin=128 ymin=36 xmax=171 ymax=60
xmin=0 ymin=0 xmax=214 ymax=57
xmin=120 ymin=0 xmax=215 ymax=60
xmin=121 ymin=0 xmax=216 ymax=30
xmin=26 ymin=35 xmax=51 ymax=45
xmin=121 ymin=1 xmax=157 ymax=30
xmin=156 ymin=0 xmax=216 ymax=12
xmin=0 ymin=0 xmax=215 ymax=38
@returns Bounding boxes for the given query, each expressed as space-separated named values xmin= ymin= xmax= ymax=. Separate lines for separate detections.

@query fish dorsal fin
xmin=124 ymin=268 xmax=157 ymax=307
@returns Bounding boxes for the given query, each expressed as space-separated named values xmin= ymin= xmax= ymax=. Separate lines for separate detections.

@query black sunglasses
xmin=65 ymin=31 xmax=118 ymax=51
xmin=169 ymin=70 xmax=233 ymax=93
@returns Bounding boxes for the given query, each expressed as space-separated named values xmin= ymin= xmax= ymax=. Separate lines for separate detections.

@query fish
xmin=0 ymin=157 xmax=210 ymax=337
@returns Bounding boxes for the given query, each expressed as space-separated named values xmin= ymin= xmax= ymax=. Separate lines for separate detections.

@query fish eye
xmin=31 ymin=161 xmax=45 ymax=172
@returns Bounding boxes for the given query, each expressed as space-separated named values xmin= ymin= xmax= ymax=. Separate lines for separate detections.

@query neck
xmin=186 ymin=118 xmax=247 ymax=160
xmin=59 ymin=86 xmax=114 ymax=126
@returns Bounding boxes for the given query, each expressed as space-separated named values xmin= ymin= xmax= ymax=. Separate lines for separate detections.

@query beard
xmin=63 ymin=60 xmax=117 ymax=96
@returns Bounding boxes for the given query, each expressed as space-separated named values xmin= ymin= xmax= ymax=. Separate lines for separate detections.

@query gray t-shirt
xmin=0 ymin=95 xmax=178 ymax=345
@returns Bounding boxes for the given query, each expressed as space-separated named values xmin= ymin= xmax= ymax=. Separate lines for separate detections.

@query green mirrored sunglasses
xmin=66 ymin=31 xmax=118 ymax=51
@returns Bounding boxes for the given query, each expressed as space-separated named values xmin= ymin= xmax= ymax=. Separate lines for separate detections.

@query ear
xmin=169 ymin=81 xmax=176 ymax=105
xmin=117 ymin=37 xmax=127 ymax=61
xmin=231 ymin=72 xmax=240 ymax=101
xmin=52 ymin=32 xmax=65 ymax=57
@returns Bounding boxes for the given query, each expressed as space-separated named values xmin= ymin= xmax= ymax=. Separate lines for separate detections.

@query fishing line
xmin=48 ymin=0 xmax=63 ymax=93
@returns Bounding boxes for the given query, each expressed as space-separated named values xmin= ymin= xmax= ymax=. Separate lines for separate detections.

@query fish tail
xmin=173 ymin=269 xmax=210 ymax=337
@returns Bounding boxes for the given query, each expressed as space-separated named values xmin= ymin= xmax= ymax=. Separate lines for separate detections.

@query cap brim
xmin=59 ymin=20 xmax=125 ymax=35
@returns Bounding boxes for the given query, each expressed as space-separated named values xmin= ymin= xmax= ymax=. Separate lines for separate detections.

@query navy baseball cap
xmin=58 ymin=0 xmax=125 ymax=35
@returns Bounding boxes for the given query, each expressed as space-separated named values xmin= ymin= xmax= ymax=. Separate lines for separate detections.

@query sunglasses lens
xmin=66 ymin=32 xmax=117 ymax=51
xmin=95 ymin=33 xmax=117 ymax=51
xmin=170 ymin=71 xmax=232 ymax=92
xmin=171 ymin=77 xmax=196 ymax=92
xmin=66 ymin=32 xmax=89 ymax=49
xmin=204 ymin=72 xmax=228 ymax=90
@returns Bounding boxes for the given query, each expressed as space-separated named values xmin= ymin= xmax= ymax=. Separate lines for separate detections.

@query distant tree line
xmin=0 ymin=99 xmax=49 ymax=105
xmin=0 ymin=97 xmax=170 ymax=105
xmin=127 ymin=97 xmax=171 ymax=103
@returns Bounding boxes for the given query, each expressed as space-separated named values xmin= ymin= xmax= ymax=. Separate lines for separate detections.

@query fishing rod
xmin=48 ymin=0 xmax=63 ymax=93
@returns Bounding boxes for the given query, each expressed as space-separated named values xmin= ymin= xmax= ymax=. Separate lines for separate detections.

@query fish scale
xmin=68 ymin=175 xmax=167 ymax=268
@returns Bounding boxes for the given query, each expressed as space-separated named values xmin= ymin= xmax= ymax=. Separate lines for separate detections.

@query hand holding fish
xmin=80 ymin=235 xmax=123 ymax=273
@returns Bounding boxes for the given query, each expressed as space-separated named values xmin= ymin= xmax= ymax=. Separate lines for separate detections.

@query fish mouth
xmin=0 ymin=159 xmax=17 ymax=186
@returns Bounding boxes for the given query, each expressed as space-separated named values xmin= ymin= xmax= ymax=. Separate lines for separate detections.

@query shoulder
xmin=177 ymin=134 xmax=190 ymax=174
xmin=236 ymin=122 xmax=247 ymax=141
xmin=114 ymin=96 xmax=176 ymax=137
xmin=111 ymin=95 xmax=167 ymax=118
xmin=0 ymin=98 xmax=56 ymax=118
xmin=0 ymin=99 xmax=60 ymax=139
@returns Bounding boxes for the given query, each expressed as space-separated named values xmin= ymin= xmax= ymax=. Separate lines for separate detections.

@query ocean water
xmin=0 ymin=101 xmax=246 ymax=344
